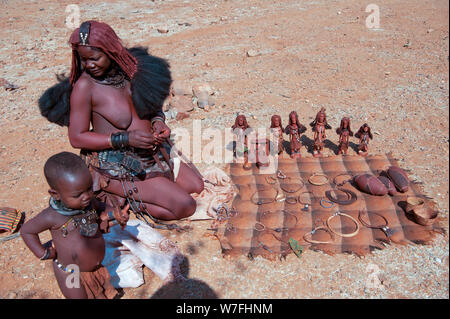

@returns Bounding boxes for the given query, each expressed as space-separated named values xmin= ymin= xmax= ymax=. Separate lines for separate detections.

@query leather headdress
xmin=69 ymin=20 xmax=138 ymax=84
xmin=78 ymin=21 xmax=91 ymax=46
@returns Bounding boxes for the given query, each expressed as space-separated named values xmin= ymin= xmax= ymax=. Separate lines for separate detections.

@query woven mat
xmin=214 ymin=154 xmax=445 ymax=260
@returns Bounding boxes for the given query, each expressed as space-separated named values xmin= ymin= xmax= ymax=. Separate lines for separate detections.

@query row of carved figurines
xmin=231 ymin=107 xmax=373 ymax=161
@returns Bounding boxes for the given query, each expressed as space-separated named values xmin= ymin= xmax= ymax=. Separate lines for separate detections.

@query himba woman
xmin=39 ymin=21 xmax=204 ymax=225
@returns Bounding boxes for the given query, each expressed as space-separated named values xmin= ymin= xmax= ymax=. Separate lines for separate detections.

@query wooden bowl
xmin=413 ymin=207 xmax=438 ymax=226
xmin=405 ymin=196 xmax=425 ymax=214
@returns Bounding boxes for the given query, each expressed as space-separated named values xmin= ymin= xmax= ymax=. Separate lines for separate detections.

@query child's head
xmin=44 ymin=152 xmax=93 ymax=210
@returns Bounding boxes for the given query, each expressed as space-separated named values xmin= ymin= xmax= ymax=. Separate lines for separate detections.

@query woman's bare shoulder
xmin=71 ymin=72 xmax=94 ymax=95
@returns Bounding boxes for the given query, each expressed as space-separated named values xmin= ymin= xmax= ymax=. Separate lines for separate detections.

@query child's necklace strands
xmin=50 ymin=198 xmax=99 ymax=237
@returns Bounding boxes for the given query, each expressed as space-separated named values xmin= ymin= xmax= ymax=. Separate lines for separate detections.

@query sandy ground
xmin=0 ymin=0 xmax=448 ymax=299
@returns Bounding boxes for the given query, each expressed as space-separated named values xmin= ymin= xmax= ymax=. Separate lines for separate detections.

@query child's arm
xmin=20 ymin=209 xmax=57 ymax=260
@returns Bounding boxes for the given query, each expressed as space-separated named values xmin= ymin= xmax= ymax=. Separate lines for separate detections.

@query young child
xmin=20 ymin=152 xmax=129 ymax=299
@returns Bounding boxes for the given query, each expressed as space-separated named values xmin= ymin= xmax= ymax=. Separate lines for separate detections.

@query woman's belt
xmin=82 ymin=144 xmax=173 ymax=180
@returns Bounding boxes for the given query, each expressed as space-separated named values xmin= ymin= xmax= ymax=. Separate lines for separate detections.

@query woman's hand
xmin=152 ymin=120 xmax=171 ymax=143
xmin=128 ymin=130 xmax=159 ymax=149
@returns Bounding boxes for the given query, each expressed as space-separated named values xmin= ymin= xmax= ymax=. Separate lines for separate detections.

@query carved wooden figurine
xmin=270 ymin=114 xmax=284 ymax=155
xmin=231 ymin=114 xmax=252 ymax=169
xmin=336 ymin=117 xmax=353 ymax=155
xmin=355 ymin=123 xmax=373 ymax=157
xmin=284 ymin=111 xmax=307 ymax=159
xmin=310 ymin=107 xmax=331 ymax=157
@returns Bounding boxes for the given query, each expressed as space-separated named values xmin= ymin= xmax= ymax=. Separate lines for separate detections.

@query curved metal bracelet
xmin=303 ymin=226 xmax=335 ymax=244
xmin=325 ymin=188 xmax=357 ymax=205
xmin=265 ymin=176 xmax=277 ymax=185
xmin=255 ymin=210 xmax=299 ymax=232
xmin=298 ymin=191 xmax=317 ymax=205
xmin=254 ymin=222 xmax=266 ymax=232
xmin=285 ymin=196 xmax=298 ymax=204
xmin=326 ymin=212 xmax=360 ymax=238
xmin=280 ymin=179 xmax=305 ymax=194
xmin=250 ymin=187 xmax=279 ymax=205
xmin=358 ymin=210 xmax=395 ymax=240
xmin=333 ymin=173 xmax=353 ymax=187
xmin=277 ymin=170 xmax=287 ymax=179
xmin=308 ymin=173 xmax=329 ymax=186
xmin=320 ymin=198 xmax=335 ymax=209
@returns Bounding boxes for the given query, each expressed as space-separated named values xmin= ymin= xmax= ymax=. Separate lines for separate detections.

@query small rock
xmin=172 ymin=80 xmax=192 ymax=96
xmin=0 ymin=78 xmax=19 ymax=90
xmin=176 ymin=112 xmax=189 ymax=121
xmin=427 ymin=29 xmax=434 ymax=34
xmin=403 ymin=40 xmax=411 ymax=48
xmin=246 ymin=49 xmax=261 ymax=57
xmin=197 ymin=98 xmax=209 ymax=109
xmin=163 ymin=109 xmax=177 ymax=120
xmin=384 ymin=71 xmax=390 ymax=75
xmin=157 ymin=27 xmax=169 ymax=34
xmin=170 ymin=95 xmax=194 ymax=113
xmin=192 ymin=83 xmax=213 ymax=97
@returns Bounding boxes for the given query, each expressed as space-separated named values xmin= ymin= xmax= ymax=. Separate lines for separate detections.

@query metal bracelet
xmin=320 ymin=198 xmax=335 ymax=209
xmin=39 ymin=247 xmax=50 ymax=260
xmin=326 ymin=212 xmax=360 ymax=238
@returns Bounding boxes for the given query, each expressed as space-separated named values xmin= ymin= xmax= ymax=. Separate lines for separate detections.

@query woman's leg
xmin=174 ymin=162 xmax=204 ymax=195
xmin=104 ymin=176 xmax=197 ymax=220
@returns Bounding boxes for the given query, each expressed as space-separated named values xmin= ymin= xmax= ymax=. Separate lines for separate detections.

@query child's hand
xmin=114 ymin=203 xmax=130 ymax=229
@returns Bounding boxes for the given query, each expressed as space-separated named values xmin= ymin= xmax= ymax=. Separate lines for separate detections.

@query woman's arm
xmin=20 ymin=209 xmax=57 ymax=260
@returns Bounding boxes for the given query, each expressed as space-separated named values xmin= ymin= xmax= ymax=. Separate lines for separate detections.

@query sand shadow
xmin=349 ymin=141 xmax=360 ymax=153
xmin=324 ymin=139 xmax=339 ymax=154
xmin=150 ymin=254 xmax=219 ymax=299
xmin=282 ymin=140 xmax=291 ymax=156
xmin=300 ymin=135 xmax=314 ymax=154
xmin=397 ymin=200 xmax=417 ymax=223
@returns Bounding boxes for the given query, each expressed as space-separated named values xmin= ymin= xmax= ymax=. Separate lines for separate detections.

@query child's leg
xmin=52 ymin=261 xmax=88 ymax=299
